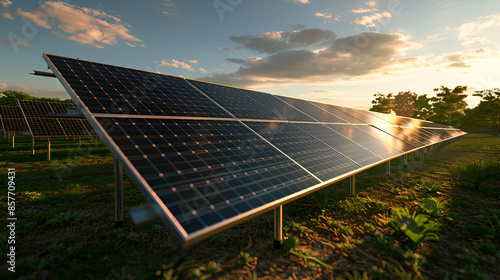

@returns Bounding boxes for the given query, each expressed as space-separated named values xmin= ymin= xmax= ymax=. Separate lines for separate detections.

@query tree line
xmin=369 ymin=86 xmax=500 ymax=135
xmin=0 ymin=90 xmax=74 ymax=106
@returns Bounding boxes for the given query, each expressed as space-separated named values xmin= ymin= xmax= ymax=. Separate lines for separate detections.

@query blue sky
xmin=1 ymin=0 xmax=499 ymax=109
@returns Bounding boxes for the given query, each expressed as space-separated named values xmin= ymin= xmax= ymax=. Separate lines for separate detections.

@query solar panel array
xmin=0 ymin=105 xmax=30 ymax=133
xmin=18 ymin=100 xmax=96 ymax=137
xmin=44 ymin=53 xmax=466 ymax=245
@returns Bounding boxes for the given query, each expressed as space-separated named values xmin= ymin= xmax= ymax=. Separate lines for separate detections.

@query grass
xmin=451 ymin=158 xmax=500 ymax=189
xmin=0 ymin=132 xmax=499 ymax=279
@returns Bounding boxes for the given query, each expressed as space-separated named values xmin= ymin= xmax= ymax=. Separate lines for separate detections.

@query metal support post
xmin=403 ymin=154 xmax=408 ymax=166
xmin=78 ymin=137 xmax=81 ymax=146
xmin=414 ymin=150 xmax=418 ymax=159
xmin=386 ymin=160 xmax=391 ymax=176
xmin=273 ymin=205 xmax=283 ymax=249
xmin=115 ymin=158 xmax=124 ymax=228
xmin=31 ymin=137 xmax=35 ymax=156
xmin=11 ymin=133 xmax=15 ymax=148
xmin=47 ymin=138 xmax=51 ymax=161
xmin=349 ymin=175 xmax=356 ymax=195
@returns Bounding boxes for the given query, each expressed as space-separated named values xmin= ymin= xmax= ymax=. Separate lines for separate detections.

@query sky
xmin=1 ymin=0 xmax=499 ymax=110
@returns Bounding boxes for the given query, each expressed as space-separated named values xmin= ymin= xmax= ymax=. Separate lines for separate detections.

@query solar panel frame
xmin=0 ymin=106 xmax=30 ymax=132
xmin=18 ymin=100 xmax=97 ymax=137
xmin=44 ymin=53 xmax=467 ymax=246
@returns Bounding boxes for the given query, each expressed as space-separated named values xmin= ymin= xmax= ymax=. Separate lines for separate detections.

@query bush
xmin=451 ymin=158 xmax=500 ymax=188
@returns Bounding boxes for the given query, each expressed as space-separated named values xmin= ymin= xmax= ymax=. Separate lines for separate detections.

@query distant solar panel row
xmin=44 ymin=54 xmax=466 ymax=245
xmin=18 ymin=100 xmax=96 ymax=137
xmin=0 ymin=106 xmax=30 ymax=132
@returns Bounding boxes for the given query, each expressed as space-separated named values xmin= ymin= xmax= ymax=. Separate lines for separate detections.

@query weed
xmin=47 ymin=210 xmax=89 ymax=226
xmin=336 ymin=196 xmax=388 ymax=216
xmin=472 ymin=242 xmax=500 ymax=257
xmin=389 ymin=207 xmax=444 ymax=247
xmin=363 ymin=222 xmax=383 ymax=238
xmin=284 ymin=221 xmax=306 ymax=234
xmin=451 ymin=158 xmax=500 ymax=189
xmin=419 ymin=197 xmax=445 ymax=216
xmin=369 ymin=265 xmax=386 ymax=277
xmin=235 ymin=251 xmax=253 ymax=267
xmin=328 ymin=219 xmax=354 ymax=235
xmin=466 ymin=208 xmax=500 ymax=239
xmin=419 ymin=182 xmax=442 ymax=192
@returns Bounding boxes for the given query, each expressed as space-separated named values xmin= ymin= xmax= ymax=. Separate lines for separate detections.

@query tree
xmin=429 ymin=86 xmax=468 ymax=126
xmin=393 ymin=91 xmax=417 ymax=117
xmin=0 ymin=91 xmax=74 ymax=106
xmin=369 ymin=93 xmax=394 ymax=114
xmin=466 ymin=89 xmax=500 ymax=135
xmin=413 ymin=94 xmax=433 ymax=120
xmin=0 ymin=90 xmax=35 ymax=106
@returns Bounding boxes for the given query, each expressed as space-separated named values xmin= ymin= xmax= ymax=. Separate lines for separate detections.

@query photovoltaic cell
xmin=47 ymin=55 xmax=232 ymax=118
xmin=0 ymin=106 xmax=29 ymax=132
xmin=18 ymin=100 xmax=96 ymax=137
xmin=294 ymin=123 xmax=382 ymax=166
xmin=97 ymin=117 xmax=319 ymax=233
xmin=187 ymin=79 xmax=317 ymax=122
xmin=325 ymin=124 xmax=404 ymax=158
xmin=244 ymin=121 xmax=360 ymax=181
xmin=308 ymin=101 xmax=365 ymax=124
xmin=276 ymin=96 xmax=348 ymax=123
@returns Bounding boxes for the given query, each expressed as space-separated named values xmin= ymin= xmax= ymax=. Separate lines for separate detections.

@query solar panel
xmin=243 ymin=121 xmax=360 ymax=182
xmin=0 ymin=106 xmax=29 ymax=132
xmin=187 ymin=80 xmax=317 ymax=122
xmin=44 ymin=53 xmax=466 ymax=245
xmin=292 ymin=123 xmax=382 ymax=166
xmin=275 ymin=96 xmax=348 ymax=123
xmin=48 ymin=56 xmax=232 ymax=118
xmin=98 ymin=117 xmax=319 ymax=233
xmin=18 ymin=100 xmax=97 ymax=137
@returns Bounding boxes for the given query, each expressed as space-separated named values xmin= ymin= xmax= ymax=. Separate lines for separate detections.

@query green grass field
xmin=0 ymin=132 xmax=499 ymax=279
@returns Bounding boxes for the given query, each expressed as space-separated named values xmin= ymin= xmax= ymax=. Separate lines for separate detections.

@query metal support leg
xmin=31 ymin=137 xmax=35 ymax=156
xmin=115 ymin=158 xmax=124 ymax=228
xmin=11 ymin=133 xmax=15 ymax=148
xmin=78 ymin=137 xmax=81 ymax=146
xmin=95 ymin=136 xmax=98 ymax=147
xmin=273 ymin=205 xmax=282 ymax=249
xmin=386 ymin=161 xmax=391 ymax=176
xmin=414 ymin=150 xmax=418 ymax=159
xmin=47 ymin=138 xmax=51 ymax=161
xmin=403 ymin=154 xmax=408 ymax=166
xmin=349 ymin=175 xmax=355 ymax=195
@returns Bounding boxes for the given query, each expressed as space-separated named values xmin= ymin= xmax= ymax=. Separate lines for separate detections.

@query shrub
xmin=451 ymin=158 xmax=500 ymax=189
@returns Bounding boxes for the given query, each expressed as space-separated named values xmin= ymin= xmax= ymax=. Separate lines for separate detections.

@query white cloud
xmin=189 ymin=60 xmax=198 ymax=64
xmin=199 ymin=67 xmax=210 ymax=74
xmin=125 ymin=42 xmax=136 ymax=47
xmin=0 ymin=38 xmax=38 ymax=47
xmin=159 ymin=0 xmax=176 ymax=15
xmin=285 ymin=0 xmax=310 ymax=4
xmin=314 ymin=12 xmax=340 ymax=23
xmin=352 ymin=1 xmax=379 ymax=13
xmin=314 ymin=12 xmax=332 ymax=19
xmin=2 ymin=12 xmax=14 ymax=20
xmin=229 ymin=28 xmax=336 ymax=54
xmin=0 ymin=0 xmax=12 ymax=8
xmin=0 ymin=83 xmax=41 ymax=95
xmin=457 ymin=13 xmax=500 ymax=46
xmin=14 ymin=1 xmax=141 ymax=48
xmin=354 ymin=12 xmax=392 ymax=28
xmin=159 ymin=59 xmax=196 ymax=72
xmin=201 ymin=31 xmax=419 ymax=88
